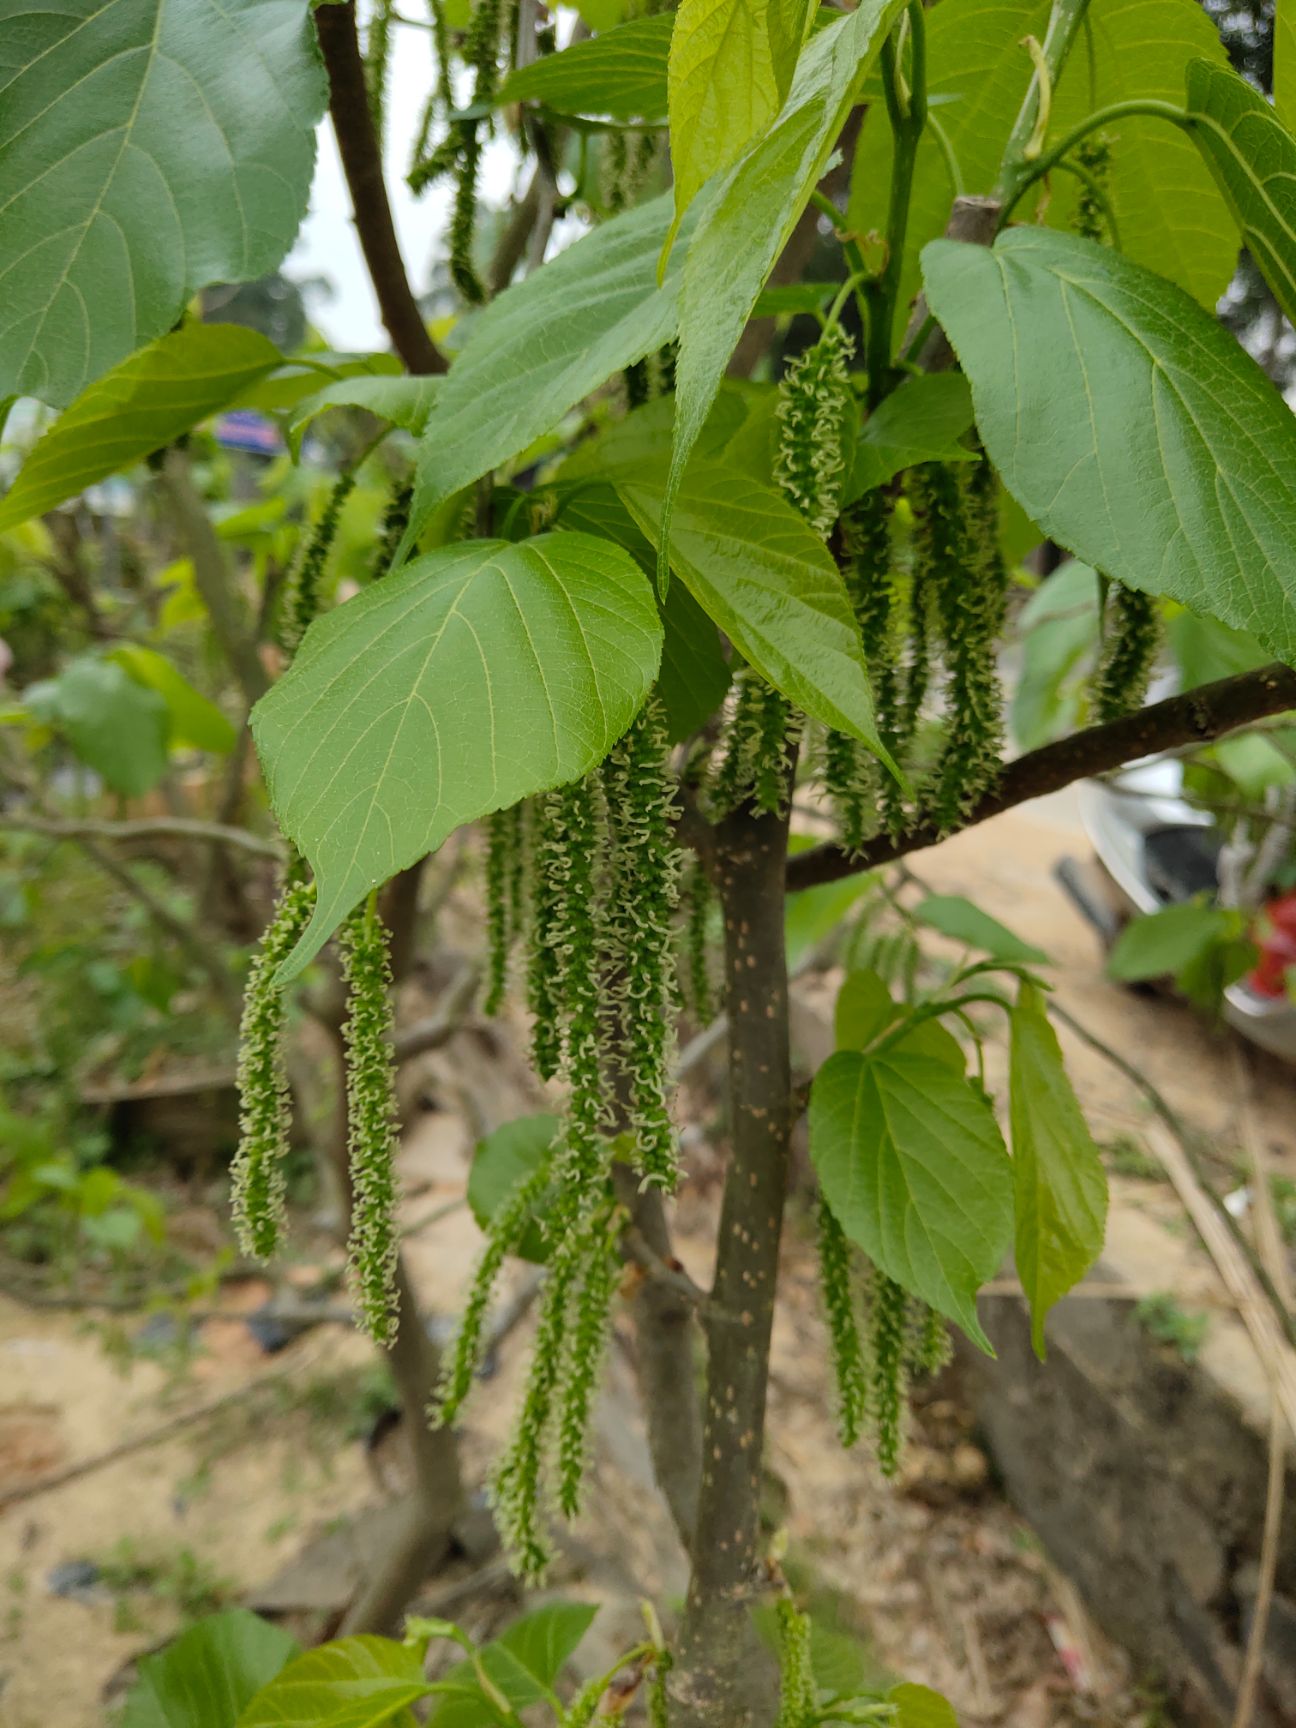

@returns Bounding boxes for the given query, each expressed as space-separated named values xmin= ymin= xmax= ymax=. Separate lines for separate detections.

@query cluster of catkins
xmin=406 ymin=0 xmax=513 ymax=302
xmin=233 ymin=471 xmax=414 ymax=1347
xmin=706 ymin=324 xmax=1011 ymax=853
xmin=1072 ymin=135 xmax=1161 ymax=719
xmin=438 ymin=694 xmax=685 ymax=1576
xmin=814 ymin=1198 xmax=951 ymax=1476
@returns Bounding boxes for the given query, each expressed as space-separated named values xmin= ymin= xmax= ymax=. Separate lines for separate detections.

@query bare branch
xmin=393 ymin=961 xmax=481 ymax=1062
xmin=787 ymin=661 xmax=1296 ymax=893
xmin=315 ymin=1 xmax=449 ymax=378
xmin=159 ymin=448 xmax=270 ymax=706
xmin=0 ymin=813 xmax=282 ymax=858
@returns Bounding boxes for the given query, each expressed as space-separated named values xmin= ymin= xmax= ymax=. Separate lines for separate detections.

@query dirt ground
xmin=1 ymin=792 xmax=1292 ymax=1727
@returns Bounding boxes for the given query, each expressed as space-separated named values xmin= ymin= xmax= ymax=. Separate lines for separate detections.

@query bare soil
xmin=2 ymin=793 xmax=1292 ymax=1727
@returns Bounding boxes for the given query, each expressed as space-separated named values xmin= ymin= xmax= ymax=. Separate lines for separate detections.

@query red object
xmin=1249 ymin=892 xmax=1296 ymax=998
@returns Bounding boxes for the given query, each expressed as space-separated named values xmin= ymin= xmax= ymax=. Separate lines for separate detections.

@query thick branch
xmin=315 ymin=1 xmax=448 ymax=378
xmin=674 ymin=804 xmax=794 ymax=1728
xmin=787 ymin=662 xmax=1296 ymax=892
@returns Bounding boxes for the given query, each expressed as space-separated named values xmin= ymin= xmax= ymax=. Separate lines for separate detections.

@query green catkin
xmin=556 ymin=1205 xmax=621 ymax=1516
xmin=283 ymin=473 xmax=355 ymax=652
xmin=624 ymin=355 xmax=651 ymax=410
xmin=562 ymin=1674 xmax=608 ymax=1728
xmin=1074 ymin=134 xmax=1113 ymax=244
xmin=340 ymin=899 xmax=402 ymax=1345
xmin=483 ymin=807 xmax=513 ymax=1016
xmin=773 ymin=325 xmax=855 ymax=539
xmin=547 ymin=775 xmax=609 ymax=1214
xmin=601 ymin=127 xmax=632 ymax=216
xmin=373 ymin=477 xmax=413 ymax=581
xmin=710 ymin=668 xmax=798 ymax=819
xmin=231 ymin=870 xmax=315 ymax=1259
xmin=507 ymin=800 xmax=526 ymax=948
xmin=527 ymin=794 xmax=565 ymax=1081
xmin=364 ymin=0 xmax=397 ymax=141
xmin=648 ymin=1652 xmax=672 ymax=1728
xmin=1094 ymin=582 xmax=1160 ymax=722
xmin=868 ymin=1267 xmax=908 ymax=1477
xmin=682 ymin=854 xmax=715 ymax=1024
xmin=907 ymin=1299 xmax=953 ymax=1378
xmin=491 ymin=1222 xmax=586 ymax=1577
xmin=775 ymin=1599 xmax=816 ymax=1728
xmin=839 ymin=488 xmax=905 ymax=840
xmin=447 ymin=0 xmax=506 ymax=302
xmin=816 ymin=1197 xmax=868 ymax=1447
xmin=431 ymin=1159 xmax=551 ymax=1427
xmin=600 ymin=698 xmax=682 ymax=1187
xmin=928 ymin=458 xmax=1007 ymax=833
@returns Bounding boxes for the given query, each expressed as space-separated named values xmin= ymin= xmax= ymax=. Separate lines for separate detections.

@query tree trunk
xmin=672 ymin=803 xmax=794 ymax=1728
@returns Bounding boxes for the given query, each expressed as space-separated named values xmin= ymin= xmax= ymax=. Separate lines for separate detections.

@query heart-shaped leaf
xmin=809 ymin=1043 xmax=1012 ymax=1348
xmin=922 ymin=227 xmax=1296 ymax=663
xmin=253 ymin=533 xmax=662 ymax=979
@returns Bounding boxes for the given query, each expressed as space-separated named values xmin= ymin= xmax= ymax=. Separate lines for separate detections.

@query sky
xmin=287 ymin=20 xmax=519 ymax=352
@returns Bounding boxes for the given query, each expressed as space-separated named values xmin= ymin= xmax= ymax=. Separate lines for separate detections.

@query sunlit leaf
xmin=0 ymin=0 xmax=325 ymax=406
xmin=253 ymin=534 xmax=662 ymax=980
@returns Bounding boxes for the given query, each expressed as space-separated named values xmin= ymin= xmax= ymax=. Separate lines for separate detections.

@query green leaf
xmin=405 ymin=194 xmax=693 ymax=546
xmin=26 ymin=656 xmax=170 ymax=796
xmin=252 ymin=533 xmax=663 ymax=981
xmin=236 ymin=1635 xmax=430 ymax=1728
xmin=1011 ymin=561 xmax=1101 ymax=751
xmin=485 ymin=1602 xmax=598 ymax=1697
xmin=845 ymin=374 xmax=976 ymax=501
xmin=615 ymin=463 xmax=888 ymax=759
xmin=667 ymin=0 xmax=812 ymax=239
xmin=833 ymin=970 xmax=965 ymax=1070
xmin=1184 ymin=59 xmax=1296 ymax=326
xmin=467 ymin=1113 xmax=558 ymax=1264
xmin=496 ymin=14 xmax=672 ymax=118
xmin=665 ymin=0 xmax=905 ymax=579
xmin=0 ymin=0 xmax=325 ymax=407
xmin=430 ymin=1604 xmax=599 ymax=1728
xmin=109 ymin=645 xmax=237 ymax=755
xmin=1167 ymin=608 xmax=1270 ymax=690
xmin=1008 ymin=981 xmax=1107 ymax=1358
xmin=785 ymin=875 xmax=877 ymax=971
xmin=834 ymin=968 xmax=900 ymax=1050
xmin=888 ymin=1682 xmax=960 ymax=1728
xmin=0 ymin=324 xmax=281 ymax=533
xmin=286 ymin=376 xmax=439 ymax=459
xmin=847 ymin=0 xmax=1237 ymax=342
xmin=922 ymin=227 xmax=1296 ymax=664
xmin=911 ymin=895 xmax=1047 ymax=966
xmin=809 ymin=1043 xmax=1013 ymax=1348
xmin=1278 ymin=0 xmax=1296 ymax=133
xmin=547 ymin=477 xmax=731 ymax=742
xmin=659 ymin=578 xmax=732 ymax=743
xmin=1107 ymin=898 xmax=1229 ymax=981
xmin=122 ymin=1611 xmax=299 ymax=1728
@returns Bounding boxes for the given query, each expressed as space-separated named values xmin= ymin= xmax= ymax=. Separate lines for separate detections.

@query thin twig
xmin=1050 ymin=1003 xmax=1296 ymax=1351
xmin=393 ymin=961 xmax=481 ymax=1062
xmin=0 ymin=813 xmax=282 ymax=858
xmin=0 ymin=1348 xmax=325 ymax=1511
